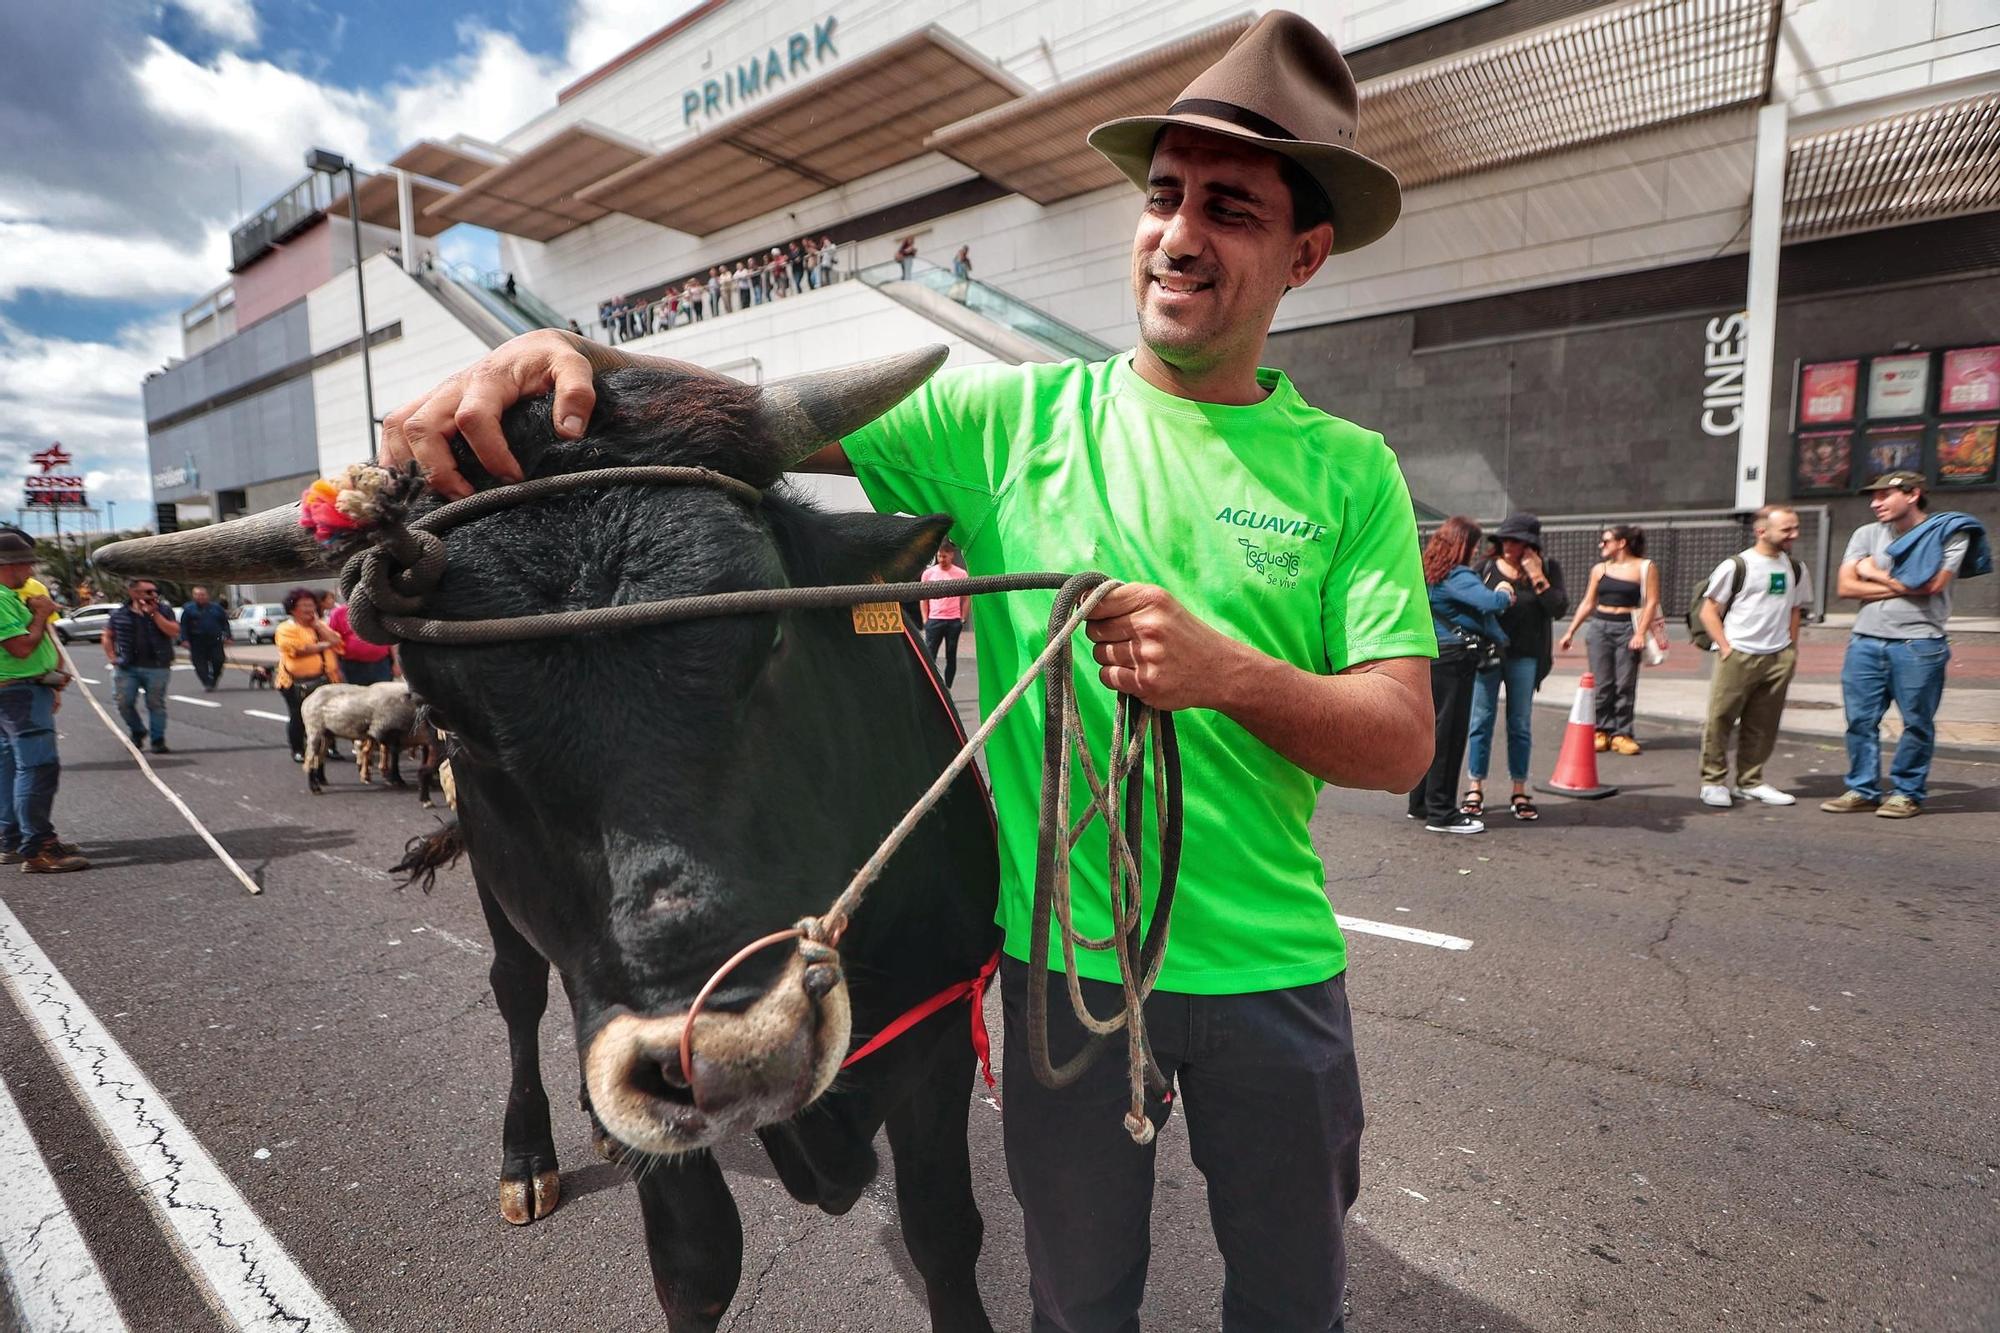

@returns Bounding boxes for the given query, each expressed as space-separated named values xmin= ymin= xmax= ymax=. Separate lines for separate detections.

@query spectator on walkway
xmin=1559 ymin=523 xmax=1659 ymax=755
xmin=735 ymin=260 xmax=754 ymax=308
xmin=328 ymin=602 xmax=394 ymax=687
xmin=951 ymin=244 xmax=973 ymax=302
xmin=708 ymin=266 xmax=725 ymax=316
xmin=1411 ymin=517 xmax=1512 ymax=834
xmin=1698 ymin=505 xmax=1813 ymax=808
xmin=178 ymin=584 xmax=230 ymax=692
xmin=274 ymin=588 xmax=342 ymax=765
xmin=684 ymin=276 xmax=706 ymax=323
xmin=895 ymin=235 xmax=917 ymax=281
xmin=789 ymin=240 xmax=808 ymax=293
xmin=819 ymin=234 xmax=839 ymax=284
xmin=102 ymin=577 xmax=178 ymax=754
xmin=0 ymin=530 xmax=87 ymax=873
xmin=766 ymin=248 xmax=787 ymax=299
xmin=1463 ymin=513 xmax=1565 ymax=823
xmin=1823 ymin=472 xmax=1991 ymax=818
xmin=921 ymin=541 xmax=970 ymax=689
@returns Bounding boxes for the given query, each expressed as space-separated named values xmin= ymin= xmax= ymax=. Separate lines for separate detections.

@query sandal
xmin=1510 ymin=794 xmax=1539 ymax=822
xmin=1460 ymin=789 xmax=1484 ymax=817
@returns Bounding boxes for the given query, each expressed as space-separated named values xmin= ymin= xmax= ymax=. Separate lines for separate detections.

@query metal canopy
xmin=326 ymin=171 xmax=458 ymax=238
xmin=578 ymin=28 xmax=1026 ymax=237
xmin=1360 ymin=0 xmax=1780 ymax=191
xmin=1785 ymin=92 xmax=2000 ymax=242
xmin=426 ymin=123 xmax=651 ymax=242
xmin=390 ymin=139 xmax=507 ymax=187
xmin=924 ymin=16 xmax=1253 ymax=206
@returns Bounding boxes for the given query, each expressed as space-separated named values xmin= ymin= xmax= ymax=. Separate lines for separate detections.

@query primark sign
xmin=683 ymin=16 xmax=840 ymax=126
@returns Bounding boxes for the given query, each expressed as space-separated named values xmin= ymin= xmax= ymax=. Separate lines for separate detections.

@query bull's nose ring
xmin=677 ymin=927 xmax=807 ymax=1089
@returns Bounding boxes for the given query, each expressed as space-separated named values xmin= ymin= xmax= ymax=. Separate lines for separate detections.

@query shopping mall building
xmin=142 ymin=0 xmax=2000 ymax=611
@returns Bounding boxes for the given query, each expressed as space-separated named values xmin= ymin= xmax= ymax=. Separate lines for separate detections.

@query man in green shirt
xmin=385 ymin=13 xmax=1432 ymax=1328
xmin=0 ymin=529 xmax=89 ymax=873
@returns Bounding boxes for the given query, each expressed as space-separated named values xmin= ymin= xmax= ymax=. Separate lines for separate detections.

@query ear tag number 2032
xmin=851 ymin=602 xmax=903 ymax=635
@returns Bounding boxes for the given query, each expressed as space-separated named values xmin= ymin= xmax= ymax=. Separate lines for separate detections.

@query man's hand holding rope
xmin=1084 ymin=582 xmax=1240 ymax=712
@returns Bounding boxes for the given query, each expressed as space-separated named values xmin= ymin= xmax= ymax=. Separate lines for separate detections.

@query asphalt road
xmin=1 ymin=648 xmax=1994 ymax=1332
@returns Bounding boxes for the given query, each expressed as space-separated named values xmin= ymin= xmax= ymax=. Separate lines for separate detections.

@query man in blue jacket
xmin=1823 ymin=471 xmax=1988 ymax=818
xmin=178 ymin=585 xmax=231 ymax=692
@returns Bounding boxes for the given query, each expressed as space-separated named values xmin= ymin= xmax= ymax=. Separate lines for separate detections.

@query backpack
xmin=1687 ymin=554 xmax=1803 ymax=651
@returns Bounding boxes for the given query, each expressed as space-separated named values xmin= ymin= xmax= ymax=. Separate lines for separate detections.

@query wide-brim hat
xmin=1087 ymin=11 xmax=1401 ymax=255
xmin=0 ymin=531 xmax=36 ymax=560
xmin=1492 ymin=513 xmax=1543 ymax=548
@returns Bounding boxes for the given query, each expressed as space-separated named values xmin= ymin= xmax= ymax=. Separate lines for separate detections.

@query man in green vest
xmin=0 ymin=529 xmax=89 ymax=873
xmin=383 ymin=13 xmax=1432 ymax=1328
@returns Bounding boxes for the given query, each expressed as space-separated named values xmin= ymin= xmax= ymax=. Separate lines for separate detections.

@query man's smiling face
xmin=1131 ymin=127 xmax=1331 ymax=380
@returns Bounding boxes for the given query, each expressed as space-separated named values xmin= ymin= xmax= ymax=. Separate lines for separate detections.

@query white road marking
xmin=75 ymin=676 xmax=100 ymax=685
xmin=0 ymin=901 xmax=351 ymax=1332
xmin=243 ymin=710 xmax=290 ymax=723
xmin=171 ymin=664 xmax=193 ymax=671
xmin=170 ymin=694 xmax=221 ymax=708
xmin=0 ymin=1071 xmax=130 ymax=1331
xmin=58 ymin=646 xmax=263 ymax=897
xmin=1336 ymin=914 xmax=1474 ymax=951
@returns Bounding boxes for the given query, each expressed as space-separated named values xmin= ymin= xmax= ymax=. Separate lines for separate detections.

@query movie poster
xmin=1799 ymin=360 xmax=1859 ymax=424
xmin=1866 ymin=354 xmax=1931 ymax=419
xmin=1794 ymin=431 xmax=1852 ymax=492
xmin=1939 ymin=346 xmax=2000 ymax=415
xmin=1859 ymin=425 xmax=1925 ymax=485
xmin=1936 ymin=419 xmax=1998 ymax=486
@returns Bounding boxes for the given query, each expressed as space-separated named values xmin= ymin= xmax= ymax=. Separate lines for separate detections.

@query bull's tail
xmin=392 ymin=819 xmax=466 ymax=893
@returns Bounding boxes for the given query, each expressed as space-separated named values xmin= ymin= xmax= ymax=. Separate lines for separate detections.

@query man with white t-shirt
xmin=1697 ymin=505 xmax=1813 ymax=807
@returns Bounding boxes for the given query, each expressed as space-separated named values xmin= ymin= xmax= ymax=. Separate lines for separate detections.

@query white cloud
xmin=172 ymin=0 xmax=260 ymax=47
xmin=566 ymin=0 xmax=683 ymax=76
xmin=0 ymin=315 xmax=179 ymax=514
xmin=384 ymin=26 xmax=567 ymax=147
xmin=134 ymin=38 xmax=378 ymax=183
xmin=0 ymin=219 xmax=228 ymax=303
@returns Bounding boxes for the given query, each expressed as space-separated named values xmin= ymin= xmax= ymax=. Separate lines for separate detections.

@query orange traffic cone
xmin=1546 ymin=672 xmax=1619 ymax=799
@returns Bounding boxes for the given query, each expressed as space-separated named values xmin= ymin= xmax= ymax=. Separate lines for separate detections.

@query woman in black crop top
xmin=1559 ymin=524 xmax=1661 ymax=754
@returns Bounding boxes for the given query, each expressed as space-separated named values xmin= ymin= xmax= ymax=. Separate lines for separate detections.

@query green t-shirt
xmin=842 ymin=354 xmax=1434 ymax=994
xmin=0 ymin=586 xmax=57 ymax=681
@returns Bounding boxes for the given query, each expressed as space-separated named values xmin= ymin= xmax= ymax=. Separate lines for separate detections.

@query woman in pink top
xmin=920 ymin=540 xmax=970 ymax=688
xmin=327 ymin=603 xmax=396 ymax=686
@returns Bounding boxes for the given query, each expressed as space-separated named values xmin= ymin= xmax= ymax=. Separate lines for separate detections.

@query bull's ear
xmin=814 ymin=512 xmax=953 ymax=585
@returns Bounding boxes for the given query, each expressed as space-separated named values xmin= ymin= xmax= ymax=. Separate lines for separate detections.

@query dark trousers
xmin=1002 ymin=959 xmax=1362 ymax=1333
xmin=342 ymin=655 xmax=394 ymax=687
xmin=1409 ymin=643 xmax=1477 ymax=821
xmin=185 ymin=635 xmax=226 ymax=689
xmin=281 ymin=681 xmax=319 ymax=758
xmin=924 ymin=617 xmax=963 ymax=688
xmin=1585 ymin=617 xmax=1643 ymax=738
xmin=0 ymin=684 xmax=60 ymax=856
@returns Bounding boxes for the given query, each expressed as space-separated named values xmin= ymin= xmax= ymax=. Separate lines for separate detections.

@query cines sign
xmin=1699 ymin=311 xmax=1749 ymax=437
xmin=684 ymin=17 xmax=840 ymax=126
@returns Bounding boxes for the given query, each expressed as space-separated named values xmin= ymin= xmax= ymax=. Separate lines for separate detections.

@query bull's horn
xmin=755 ymin=345 xmax=948 ymax=469
xmin=93 ymin=502 xmax=344 ymax=582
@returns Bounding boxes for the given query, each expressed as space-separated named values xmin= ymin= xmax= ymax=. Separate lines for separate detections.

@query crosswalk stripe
xmin=0 ymin=1071 xmax=129 ymax=1331
xmin=0 ymin=901 xmax=352 ymax=1331
xmin=1336 ymin=914 xmax=1475 ymax=951
xmin=243 ymin=710 xmax=290 ymax=722
xmin=170 ymin=694 xmax=221 ymax=708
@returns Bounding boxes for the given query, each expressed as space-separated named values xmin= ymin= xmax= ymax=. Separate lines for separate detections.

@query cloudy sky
xmin=0 ymin=0 xmax=690 ymax=530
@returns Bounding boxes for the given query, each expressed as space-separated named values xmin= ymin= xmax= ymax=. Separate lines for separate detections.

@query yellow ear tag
xmin=851 ymin=602 xmax=903 ymax=635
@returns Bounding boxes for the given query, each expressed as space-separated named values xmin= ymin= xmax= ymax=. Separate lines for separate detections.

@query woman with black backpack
xmin=1409 ymin=517 xmax=1514 ymax=834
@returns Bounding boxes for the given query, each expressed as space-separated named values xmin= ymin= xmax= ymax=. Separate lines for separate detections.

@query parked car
xmin=52 ymin=602 xmax=121 ymax=644
xmin=233 ymin=603 xmax=284 ymax=644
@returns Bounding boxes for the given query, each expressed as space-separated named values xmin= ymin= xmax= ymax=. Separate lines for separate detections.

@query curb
xmin=1529 ymin=697 xmax=1997 ymax=764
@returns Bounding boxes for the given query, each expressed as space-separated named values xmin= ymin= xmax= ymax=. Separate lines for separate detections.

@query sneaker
xmin=22 ymin=847 xmax=90 ymax=873
xmin=1819 ymin=790 xmax=1879 ymax=813
xmin=1699 ymin=784 xmax=1733 ymax=807
xmin=1609 ymin=736 xmax=1642 ymax=756
xmin=128 ymin=731 xmax=146 ymax=746
xmin=1876 ymin=794 xmax=1921 ymax=819
xmin=1594 ymin=731 xmax=1610 ymax=753
xmin=6 ymin=841 xmax=77 ymax=864
xmin=1424 ymin=814 xmax=1486 ymax=834
xmin=0 ymin=848 xmax=17 ymax=865
xmin=1735 ymin=783 xmax=1796 ymax=806
xmin=150 ymin=741 xmax=171 ymax=755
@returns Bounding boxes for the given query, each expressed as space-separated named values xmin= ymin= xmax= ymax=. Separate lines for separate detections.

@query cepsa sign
xmin=25 ymin=442 xmax=87 ymax=508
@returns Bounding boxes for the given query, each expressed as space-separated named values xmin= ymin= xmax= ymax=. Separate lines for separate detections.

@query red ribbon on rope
xmin=841 ymin=948 xmax=1001 ymax=1092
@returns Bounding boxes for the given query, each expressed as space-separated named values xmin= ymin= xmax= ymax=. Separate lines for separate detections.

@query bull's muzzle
xmin=585 ymin=948 xmax=850 ymax=1156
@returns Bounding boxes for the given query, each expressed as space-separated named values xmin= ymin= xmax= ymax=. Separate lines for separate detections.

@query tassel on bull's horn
xmin=93 ymin=502 xmax=346 ymax=583
xmin=754 ymin=344 xmax=948 ymax=470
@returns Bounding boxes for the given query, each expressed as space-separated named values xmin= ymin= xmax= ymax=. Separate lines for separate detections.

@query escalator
xmin=855 ymin=260 xmax=1114 ymax=365
xmin=413 ymin=258 xmax=568 ymax=347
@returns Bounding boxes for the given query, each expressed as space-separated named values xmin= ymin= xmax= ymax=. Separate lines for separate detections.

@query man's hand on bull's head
xmin=381 ymin=329 xmax=611 ymax=499
xmin=1084 ymin=582 xmax=1245 ymax=712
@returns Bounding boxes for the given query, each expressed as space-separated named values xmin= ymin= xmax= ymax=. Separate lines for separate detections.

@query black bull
xmin=96 ymin=347 xmax=1006 ymax=1332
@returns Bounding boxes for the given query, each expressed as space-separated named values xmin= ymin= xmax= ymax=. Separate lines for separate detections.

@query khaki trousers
xmin=1700 ymin=645 xmax=1798 ymax=786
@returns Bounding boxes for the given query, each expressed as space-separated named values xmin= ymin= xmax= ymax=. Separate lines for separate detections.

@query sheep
xmin=301 ymin=681 xmax=417 ymax=794
xmin=357 ymin=710 xmax=448 ymax=807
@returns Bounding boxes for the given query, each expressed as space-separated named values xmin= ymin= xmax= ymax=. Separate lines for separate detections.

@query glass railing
xmin=856 ymin=259 xmax=1114 ymax=363
xmin=421 ymin=258 xmax=568 ymax=337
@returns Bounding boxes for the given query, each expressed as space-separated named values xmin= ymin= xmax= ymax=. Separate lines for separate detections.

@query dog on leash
xmin=246 ymin=664 xmax=274 ymax=689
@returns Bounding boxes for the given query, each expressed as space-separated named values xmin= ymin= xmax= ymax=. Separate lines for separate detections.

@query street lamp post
xmin=307 ymin=148 xmax=378 ymax=459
